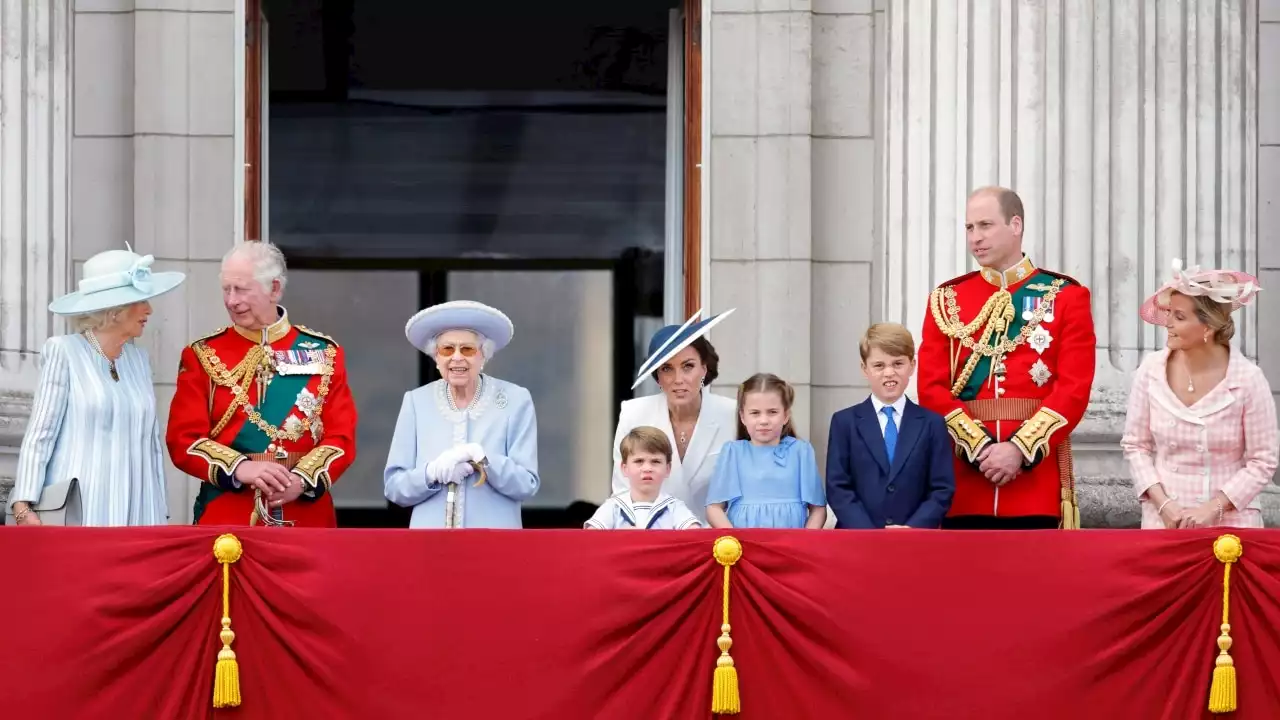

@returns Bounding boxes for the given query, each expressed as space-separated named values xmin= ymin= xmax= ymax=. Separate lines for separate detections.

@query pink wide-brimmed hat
xmin=1139 ymin=258 xmax=1261 ymax=325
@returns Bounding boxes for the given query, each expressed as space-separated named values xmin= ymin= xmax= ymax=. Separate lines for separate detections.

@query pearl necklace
xmin=83 ymin=331 xmax=120 ymax=382
xmin=447 ymin=375 xmax=484 ymax=413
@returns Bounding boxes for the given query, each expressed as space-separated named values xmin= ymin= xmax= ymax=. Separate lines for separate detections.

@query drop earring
xmin=699 ymin=376 xmax=705 ymax=387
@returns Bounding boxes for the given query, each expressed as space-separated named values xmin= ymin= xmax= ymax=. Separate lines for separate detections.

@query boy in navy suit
xmin=826 ymin=323 xmax=955 ymax=528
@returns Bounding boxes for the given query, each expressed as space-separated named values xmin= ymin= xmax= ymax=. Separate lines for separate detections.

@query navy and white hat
xmin=405 ymin=300 xmax=515 ymax=354
xmin=49 ymin=247 xmax=185 ymax=316
xmin=632 ymin=308 xmax=735 ymax=389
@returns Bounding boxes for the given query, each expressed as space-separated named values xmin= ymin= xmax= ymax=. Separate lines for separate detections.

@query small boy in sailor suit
xmin=585 ymin=426 xmax=702 ymax=530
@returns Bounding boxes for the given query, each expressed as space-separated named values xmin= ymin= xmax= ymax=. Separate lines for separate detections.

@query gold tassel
xmin=711 ymin=536 xmax=743 ymax=715
xmin=1208 ymin=534 xmax=1242 ymax=714
xmin=212 ymin=534 xmax=244 ymax=709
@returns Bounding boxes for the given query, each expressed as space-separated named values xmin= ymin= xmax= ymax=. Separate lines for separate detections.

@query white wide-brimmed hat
xmin=632 ymin=307 xmax=735 ymax=389
xmin=405 ymin=300 xmax=515 ymax=354
xmin=48 ymin=247 xmax=186 ymax=316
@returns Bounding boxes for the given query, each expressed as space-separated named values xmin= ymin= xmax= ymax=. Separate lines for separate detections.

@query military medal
xmin=1030 ymin=359 xmax=1052 ymax=387
xmin=1029 ymin=325 xmax=1053 ymax=354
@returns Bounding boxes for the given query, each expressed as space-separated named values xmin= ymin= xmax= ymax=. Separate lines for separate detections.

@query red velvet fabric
xmin=3 ymin=527 xmax=1279 ymax=720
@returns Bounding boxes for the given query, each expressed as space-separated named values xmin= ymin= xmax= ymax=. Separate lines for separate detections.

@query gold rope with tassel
xmin=711 ymin=536 xmax=743 ymax=715
xmin=1208 ymin=534 xmax=1242 ymax=714
xmin=212 ymin=533 xmax=244 ymax=709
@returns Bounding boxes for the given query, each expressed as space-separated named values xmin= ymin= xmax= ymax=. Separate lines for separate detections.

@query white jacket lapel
xmin=681 ymin=393 xmax=722 ymax=482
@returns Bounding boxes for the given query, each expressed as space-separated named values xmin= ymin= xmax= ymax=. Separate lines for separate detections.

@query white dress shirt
xmin=869 ymin=394 xmax=907 ymax=437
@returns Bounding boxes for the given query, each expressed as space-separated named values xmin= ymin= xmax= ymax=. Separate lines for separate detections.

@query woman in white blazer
xmin=611 ymin=309 xmax=738 ymax=523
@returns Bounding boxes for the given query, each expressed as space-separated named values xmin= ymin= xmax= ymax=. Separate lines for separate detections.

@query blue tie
xmin=881 ymin=406 xmax=898 ymax=463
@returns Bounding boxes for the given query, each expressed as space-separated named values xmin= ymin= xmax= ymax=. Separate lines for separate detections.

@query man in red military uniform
xmin=918 ymin=187 xmax=1096 ymax=529
xmin=167 ymin=243 xmax=357 ymax=527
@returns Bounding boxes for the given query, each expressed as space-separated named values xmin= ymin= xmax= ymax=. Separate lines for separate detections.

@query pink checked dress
xmin=1121 ymin=348 xmax=1279 ymax=529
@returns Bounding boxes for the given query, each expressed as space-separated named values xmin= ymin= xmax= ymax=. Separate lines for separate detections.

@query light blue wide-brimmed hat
xmin=632 ymin=307 xmax=735 ymax=389
xmin=48 ymin=247 xmax=186 ymax=316
xmin=405 ymin=300 xmax=515 ymax=354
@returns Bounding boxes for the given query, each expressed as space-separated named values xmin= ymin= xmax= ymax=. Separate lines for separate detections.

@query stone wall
xmin=0 ymin=0 xmax=239 ymax=523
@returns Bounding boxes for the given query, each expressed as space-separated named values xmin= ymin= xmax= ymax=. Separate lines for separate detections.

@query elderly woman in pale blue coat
xmin=384 ymin=301 xmax=539 ymax=528
xmin=6 ymin=247 xmax=184 ymax=527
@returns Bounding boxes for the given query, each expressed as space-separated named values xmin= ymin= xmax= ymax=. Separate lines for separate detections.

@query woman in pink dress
xmin=1121 ymin=260 xmax=1277 ymax=529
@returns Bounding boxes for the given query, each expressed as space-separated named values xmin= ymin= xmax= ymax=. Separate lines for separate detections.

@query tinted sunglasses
xmin=436 ymin=343 xmax=480 ymax=358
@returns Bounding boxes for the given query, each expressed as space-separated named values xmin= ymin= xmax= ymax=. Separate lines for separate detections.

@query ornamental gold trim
xmin=1011 ymin=407 xmax=1068 ymax=463
xmin=188 ymin=439 xmax=247 ymax=484
xmin=192 ymin=341 xmax=335 ymax=444
xmin=295 ymin=324 xmax=341 ymax=348
xmin=292 ymin=445 xmax=345 ymax=489
xmin=929 ymin=278 xmax=1066 ymax=397
xmin=943 ymin=409 xmax=991 ymax=463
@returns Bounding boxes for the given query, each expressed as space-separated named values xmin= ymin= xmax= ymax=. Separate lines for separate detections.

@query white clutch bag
xmin=4 ymin=478 xmax=82 ymax=526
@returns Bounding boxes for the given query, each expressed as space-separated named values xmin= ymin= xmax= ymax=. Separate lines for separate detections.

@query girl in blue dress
xmin=705 ymin=373 xmax=827 ymax=529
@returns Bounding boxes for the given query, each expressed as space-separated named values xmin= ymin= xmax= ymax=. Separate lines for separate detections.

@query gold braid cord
xmin=929 ymin=278 xmax=1066 ymax=396
xmin=711 ymin=536 xmax=743 ymax=715
xmin=1208 ymin=534 xmax=1242 ymax=714
xmin=212 ymin=534 xmax=243 ymax=708
xmin=193 ymin=342 xmax=335 ymax=442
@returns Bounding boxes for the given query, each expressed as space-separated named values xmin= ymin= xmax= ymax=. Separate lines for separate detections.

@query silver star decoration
xmin=1030 ymin=359 xmax=1052 ymax=387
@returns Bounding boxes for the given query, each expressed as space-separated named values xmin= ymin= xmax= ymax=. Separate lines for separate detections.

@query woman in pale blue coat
xmin=7 ymin=247 xmax=184 ymax=526
xmin=384 ymin=301 xmax=539 ymax=528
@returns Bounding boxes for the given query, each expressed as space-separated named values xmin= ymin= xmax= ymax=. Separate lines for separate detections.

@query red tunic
xmin=166 ymin=311 xmax=357 ymax=527
xmin=917 ymin=256 xmax=1097 ymax=523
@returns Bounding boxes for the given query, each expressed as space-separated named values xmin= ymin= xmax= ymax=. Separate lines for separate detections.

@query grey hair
xmin=222 ymin=242 xmax=288 ymax=295
xmin=424 ymin=331 xmax=497 ymax=364
xmin=70 ymin=307 xmax=125 ymax=333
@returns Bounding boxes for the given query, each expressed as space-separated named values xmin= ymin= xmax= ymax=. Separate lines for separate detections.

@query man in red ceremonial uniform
xmin=167 ymin=243 xmax=357 ymax=527
xmin=918 ymin=187 xmax=1097 ymax=529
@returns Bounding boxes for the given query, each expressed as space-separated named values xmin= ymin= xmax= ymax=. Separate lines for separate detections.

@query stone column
xmin=127 ymin=1 xmax=239 ymax=524
xmin=809 ymin=0 xmax=881 ymax=465
xmin=706 ymin=0 xmax=815 ymax=435
xmin=0 ymin=0 xmax=239 ymax=522
xmin=1258 ymin=3 xmax=1280 ymax=440
xmin=881 ymin=0 xmax=1274 ymax=525
xmin=0 ymin=0 xmax=73 ymax=509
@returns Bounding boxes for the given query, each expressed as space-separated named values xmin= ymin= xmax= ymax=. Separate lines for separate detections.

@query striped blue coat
xmin=8 ymin=334 xmax=168 ymax=526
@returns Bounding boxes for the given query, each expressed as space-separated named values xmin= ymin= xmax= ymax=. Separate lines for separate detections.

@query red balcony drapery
xmin=2 ymin=527 xmax=1278 ymax=719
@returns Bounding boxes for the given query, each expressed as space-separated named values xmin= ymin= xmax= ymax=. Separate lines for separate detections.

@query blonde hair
xmin=735 ymin=373 xmax=798 ymax=441
xmin=70 ymin=307 xmax=126 ymax=333
xmin=620 ymin=426 xmax=672 ymax=463
xmin=859 ymin=322 xmax=916 ymax=362
xmin=1183 ymin=292 xmax=1236 ymax=346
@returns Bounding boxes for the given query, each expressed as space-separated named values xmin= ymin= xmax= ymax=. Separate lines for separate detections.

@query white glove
xmin=459 ymin=443 xmax=486 ymax=463
xmin=426 ymin=447 xmax=467 ymax=485
xmin=445 ymin=460 xmax=477 ymax=486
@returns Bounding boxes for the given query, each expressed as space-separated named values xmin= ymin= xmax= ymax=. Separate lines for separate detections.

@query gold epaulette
xmin=189 ymin=326 xmax=230 ymax=347
xmin=296 ymin=325 xmax=340 ymax=348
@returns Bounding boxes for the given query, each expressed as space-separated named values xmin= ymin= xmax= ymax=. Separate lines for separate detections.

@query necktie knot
xmin=881 ymin=406 xmax=895 ymax=420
